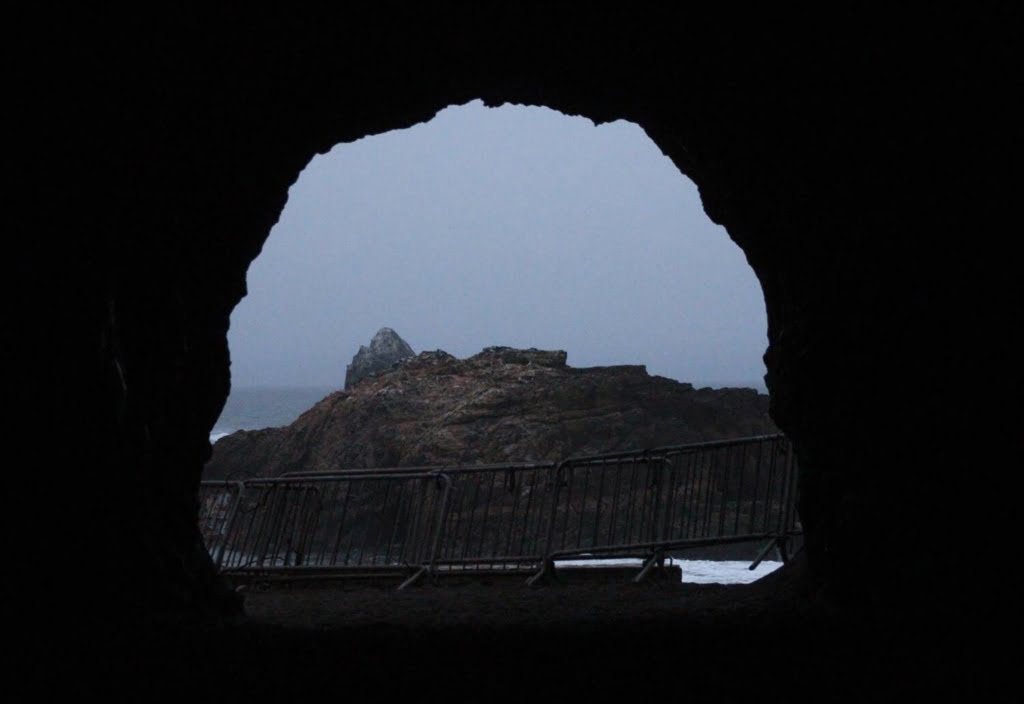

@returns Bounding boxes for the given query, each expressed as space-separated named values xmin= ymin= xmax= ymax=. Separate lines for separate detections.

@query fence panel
xmin=431 ymin=463 xmax=557 ymax=572
xmin=542 ymin=435 xmax=800 ymax=562
xmin=546 ymin=454 xmax=664 ymax=557
xmin=209 ymin=472 xmax=449 ymax=575
xmin=657 ymin=434 xmax=798 ymax=546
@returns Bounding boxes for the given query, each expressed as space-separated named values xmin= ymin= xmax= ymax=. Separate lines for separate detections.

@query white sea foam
xmin=209 ymin=430 xmax=232 ymax=443
xmin=559 ymin=558 xmax=782 ymax=584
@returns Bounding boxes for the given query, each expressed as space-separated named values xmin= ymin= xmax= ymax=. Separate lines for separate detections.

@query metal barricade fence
xmin=530 ymin=434 xmax=800 ymax=582
xmin=203 ymin=472 xmax=451 ymax=587
xmin=199 ymin=434 xmax=800 ymax=586
xmin=279 ymin=462 xmax=559 ymax=573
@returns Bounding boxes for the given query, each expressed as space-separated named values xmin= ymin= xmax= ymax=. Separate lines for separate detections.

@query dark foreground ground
xmin=24 ymin=562 xmax=1009 ymax=702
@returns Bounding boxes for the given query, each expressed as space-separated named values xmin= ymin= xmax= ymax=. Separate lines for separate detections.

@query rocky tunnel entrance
xmin=19 ymin=7 xmax=1017 ymax=697
xmin=204 ymin=98 xmax=785 ymax=588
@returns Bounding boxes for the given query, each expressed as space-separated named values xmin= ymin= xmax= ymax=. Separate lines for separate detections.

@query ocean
xmin=211 ymin=386 xmax=336 ymax=442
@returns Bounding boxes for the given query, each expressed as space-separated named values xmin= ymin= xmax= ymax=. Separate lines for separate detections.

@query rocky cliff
xmin=344 ymin=327 xmax=415 ymax=389
xmin=205 ymin=346 xmax=775 ymax=479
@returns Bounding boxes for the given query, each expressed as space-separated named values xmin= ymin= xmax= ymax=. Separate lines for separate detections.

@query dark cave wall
xmin=18 ymin=7 xmax=1019 ymax=617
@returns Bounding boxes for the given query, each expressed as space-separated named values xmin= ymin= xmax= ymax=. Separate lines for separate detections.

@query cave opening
xmin=14 ymin=9 xmax=1016 ymax=697
xmin=204 ymin=100 xmax=791 ymax=601
xmin=217 ymin=99 xmax=769 ymax=430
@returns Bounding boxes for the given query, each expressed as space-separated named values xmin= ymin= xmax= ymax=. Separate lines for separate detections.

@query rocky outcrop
xmin=205 ymin=346 xmax=775 ymax=479
xmin=344 ymin=328 xmax=415 ymax=389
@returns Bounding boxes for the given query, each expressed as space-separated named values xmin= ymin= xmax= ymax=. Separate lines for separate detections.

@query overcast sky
xmin=227 ymin=100 xmax=768 ymax=391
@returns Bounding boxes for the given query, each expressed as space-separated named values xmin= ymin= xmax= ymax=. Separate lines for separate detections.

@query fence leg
xmin=633 ymin=548 xmax=666 ymax=583
xmin=397 ymin=566 xmax=429 ymax=591
xmin=525 ymin=557 xmax=557 ymax=587
xmin=749 ymin=536 xmax=780 ymax=570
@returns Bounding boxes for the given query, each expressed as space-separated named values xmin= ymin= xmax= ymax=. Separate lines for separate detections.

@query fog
xmin=228 ymin=100 xmax=767 ymax=391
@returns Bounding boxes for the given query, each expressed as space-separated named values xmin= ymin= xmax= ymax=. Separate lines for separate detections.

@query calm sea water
xmin=211 ymin=386 xmax=336 ymax=442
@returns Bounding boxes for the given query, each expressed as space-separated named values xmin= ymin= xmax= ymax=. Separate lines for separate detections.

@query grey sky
xmin=228 ymin=100 xmax=768 ymax=391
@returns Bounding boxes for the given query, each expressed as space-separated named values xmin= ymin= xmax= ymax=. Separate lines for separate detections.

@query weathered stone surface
xmin=344 ymin=327 xmax=415 ymax=389
xmin=206 ymin=346 xmax=774 ymax=479
xmin=16 ymin=12 xmax=1021 ymax=693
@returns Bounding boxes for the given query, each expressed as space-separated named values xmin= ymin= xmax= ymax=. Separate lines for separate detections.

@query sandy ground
xmin=241 ymin=568 xmax=733 ymax=628
xmin=32 ymin=563 xmax=1007 ymax=701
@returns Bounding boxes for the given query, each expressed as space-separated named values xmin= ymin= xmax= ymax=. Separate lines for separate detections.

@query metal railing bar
xmin=281 ymin=461 xmax=557 ymax=478
xmin=545 ymin=531 xmax=803 ymax=559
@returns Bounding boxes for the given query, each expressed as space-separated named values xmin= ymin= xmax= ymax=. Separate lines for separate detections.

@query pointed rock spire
xmin=344 ymin=327 xmax=415 ymax=389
